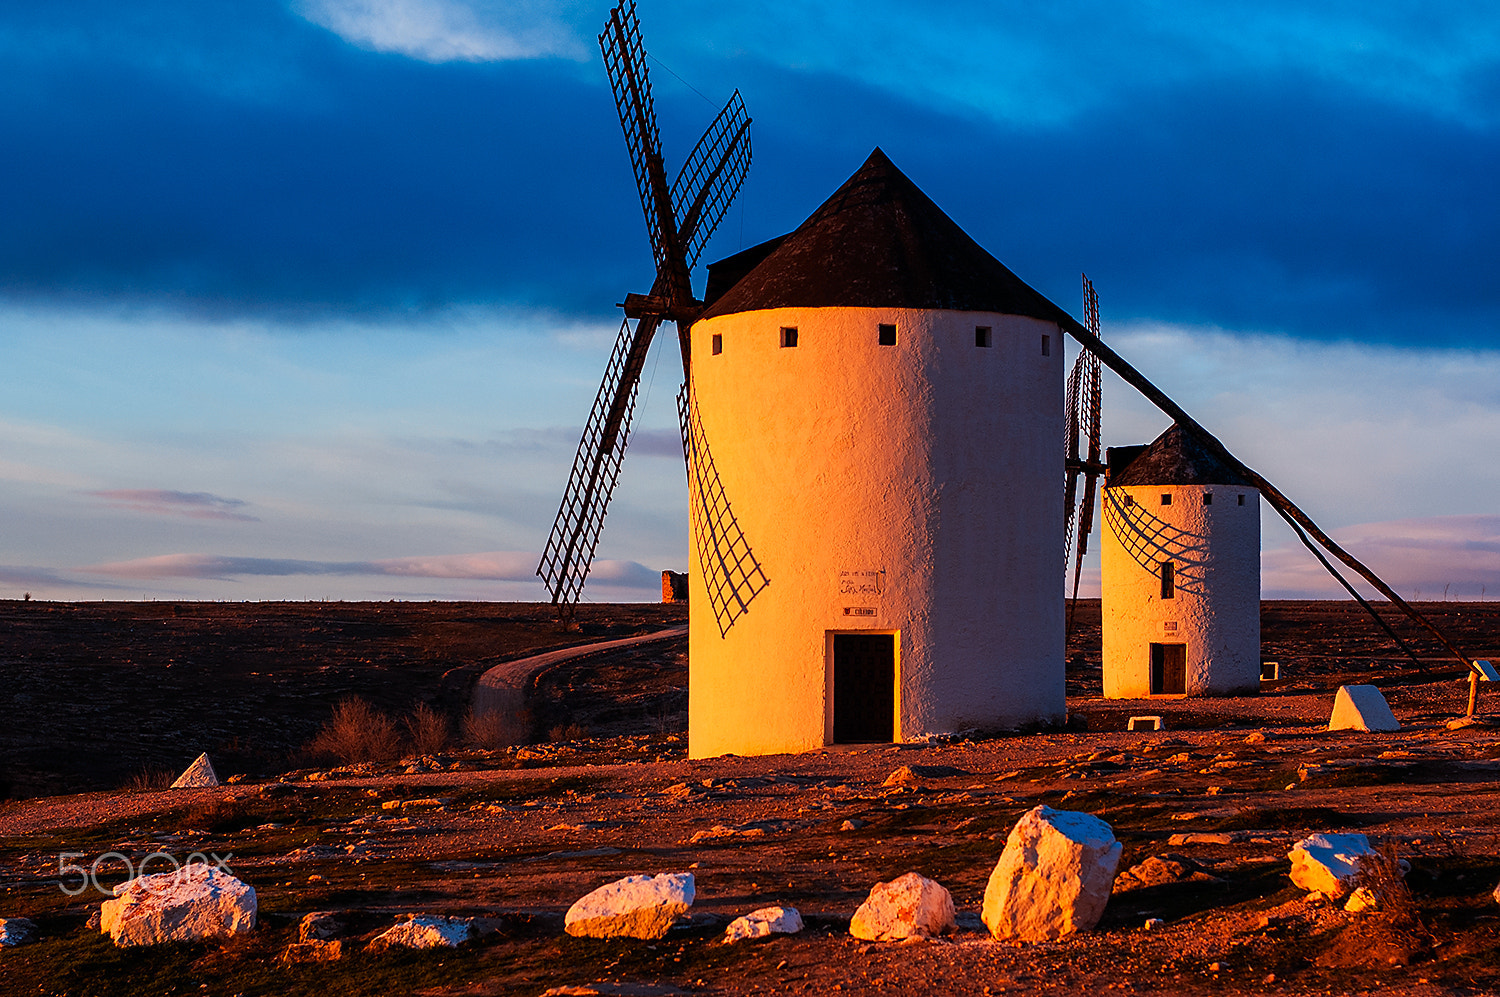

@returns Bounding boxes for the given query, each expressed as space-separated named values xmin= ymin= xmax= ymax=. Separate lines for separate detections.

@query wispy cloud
xmin=291 ymin=0 xmax=587 ymax=62
xmin=86 ymin=490 xmax=259 ymax=522
xmin=1263 ymin=515 xmax=1500 ymax=601
xmin=78 ymin=550 xmax=660 ymax=589
xmin=0 ymin=565 xmax=83 ymax=588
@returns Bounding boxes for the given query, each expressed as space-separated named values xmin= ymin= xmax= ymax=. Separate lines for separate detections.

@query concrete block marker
xmin=1127 ymin=716 xmax=1163 ymax=732
xmin=170 ymin=752 xmax=219 ymax=789
xmin=1327 ymin=685 xmax=1400 ymax=732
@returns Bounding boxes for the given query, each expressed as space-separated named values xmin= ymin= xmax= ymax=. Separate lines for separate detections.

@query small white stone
xmin=368 ymin=915 xmax=474 ymax=951
xmin=850 ymin=872 xmax=955 ymax=941
xmin=1344 ymin=886 xmax=1380 ymax=913
xmin=0 ymin=918 xmax=37 ymax=947
xmin=565 ymin=873 xmax=694 ymax=940
xmin=1144 ymin=918 xmax=1165 ymax=930
xmin=1287 ymin=833 xmax=1377 ymax=899
xmin=723 ymin=906 xmax=803 ymax=943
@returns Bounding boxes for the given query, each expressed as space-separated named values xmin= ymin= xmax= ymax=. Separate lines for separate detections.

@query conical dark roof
xmin=700 ymin=149 xmax=1074 ymax=322
xmin=1108 ymin=424 xmax=1253 ymax=487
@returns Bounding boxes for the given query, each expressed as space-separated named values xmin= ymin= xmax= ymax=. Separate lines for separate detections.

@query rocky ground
xmin=1 ymin=599 xmax=1499 ymax=996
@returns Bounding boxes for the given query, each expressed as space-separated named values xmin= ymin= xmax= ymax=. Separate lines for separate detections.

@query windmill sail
xmin=599 ymin=1 xmax=679 ymax=278
xmin=537 ymin=1 xmax=753 ymax=615
xmin=672 ymin=91 xmax=752 ymax=276
xmin=1064 ymin=275 xmax=1104 ymax=637
xmin=536 ymin=314 xmax=659 ymax=606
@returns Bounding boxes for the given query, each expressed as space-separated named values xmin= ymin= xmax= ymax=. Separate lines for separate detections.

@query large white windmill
xmin=540 ymin=4 xmax=1489 ymax=755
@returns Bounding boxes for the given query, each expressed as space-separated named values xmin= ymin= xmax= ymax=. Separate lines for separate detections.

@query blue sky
xmin=0 ymin=1 xmax=1497 ymax=601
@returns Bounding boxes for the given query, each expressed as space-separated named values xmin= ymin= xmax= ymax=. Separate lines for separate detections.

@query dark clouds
xmin=0 ymin=3 xmax=1496 ymax=345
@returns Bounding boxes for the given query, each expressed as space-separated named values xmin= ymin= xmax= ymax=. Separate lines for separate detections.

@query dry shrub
xmin=1317 ymin=845 xmax=1430 ymax=969
xmin=463 ymin=704 xmax=528 ymax=750
xmin=404 ymin=702 xmax=450 ymax=756
xmin=549 ymin=722 xmax=589 ymax=742
xmin=1355 ymin=845 xmax=1418 ymax=916
xmin=122 ymin=765 xmax=173 ymax=792
xmin=306 ymin=696 xmax=401 ymax=765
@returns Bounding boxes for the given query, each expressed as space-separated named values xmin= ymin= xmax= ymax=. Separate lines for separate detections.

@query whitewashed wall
xmin=1100 ymin=483 xmax=1261 ymax=698
xmin=686 ymin=305 xmax=1066 ymax=758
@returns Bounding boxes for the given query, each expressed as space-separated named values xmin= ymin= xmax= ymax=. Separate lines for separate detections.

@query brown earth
xmin=1 ymin=599 xmax=1499 ymax=997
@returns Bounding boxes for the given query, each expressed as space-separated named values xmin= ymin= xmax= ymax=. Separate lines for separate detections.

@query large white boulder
xmin=723 ymin=905 xmax=803 ymax=943
xmin=99 ymin=862 xmax=256 ymax=946
xmin=1327 ymin=685 xmax=1400 ymax=732
xmin=1288 ymin=833 xmax=1377 ymax=898
xmin=565 ymin=873 xmax=694 ymax=940
xmin=849 ymin=872 xmax=955 ymax=941
xmin=170 ymin=753 xmax=219 ymax=789
xmin=982 ymin=805 xmax=1122 ymax=942
xmin=368 ymin=915 xmax=475 ymax=952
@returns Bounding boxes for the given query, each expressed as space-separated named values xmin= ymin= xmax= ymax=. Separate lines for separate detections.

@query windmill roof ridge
xmin=700 ymin=149 xmax=1075 ymax=321
xmin=1108 ymin=424 xmax=1254 ymax=487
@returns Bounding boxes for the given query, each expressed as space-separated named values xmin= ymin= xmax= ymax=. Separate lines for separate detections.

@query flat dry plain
xmin=2 ymin=599 xmax=1500 ymax=996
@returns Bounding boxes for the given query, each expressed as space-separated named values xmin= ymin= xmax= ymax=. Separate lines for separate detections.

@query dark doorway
xmin=832 ymin=633 xmax=895 ymax=742
xmin=1150 ymin=643 xmax=1188 ymax=695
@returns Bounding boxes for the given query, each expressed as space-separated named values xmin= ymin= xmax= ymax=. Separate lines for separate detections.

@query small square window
xmin=976 ymin=326 xmax=992 ymax=347
xmin=711 ymin=334 xmax=723 ymax=356
xmin=1237 ymin=494 xmax=1246 ymax=506
xmin=1161 ymin=493 xmax=1172 ymax=506
xmin=780 ymin=326 xmax=798 ymax=348
xmin=879 ymin=323 xmax=897 ymax=346
xmin=1203 ymin=492 xmax=1213 ymax=505
xmin=1123 ymin=495 xmax=1135 ymax=507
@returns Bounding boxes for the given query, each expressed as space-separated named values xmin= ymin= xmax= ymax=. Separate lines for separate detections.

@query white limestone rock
xmin=982 ymin=805 xmax=1123 ymax=942
xmin=368 ymin=915 xmax=475 ymax=952
xmin=1287 ymin=833 xmax=1377 ymax=899
xmin=0 ymin=917 xmax=37 ymax=946
xmin=99 ymin=862 xmax=256 ymax=946
xmin=1327 ymin=685 xmax=1400 ymax=732
xmin=170 ymin=753 xmax=219 ymax=789
xmin=723 ymin=905 xmax=803 ymax=943
xmin=565 ymin=873 xmax=694 ymax=940
xmin=849 ymin=872 xmax=955 ymax=941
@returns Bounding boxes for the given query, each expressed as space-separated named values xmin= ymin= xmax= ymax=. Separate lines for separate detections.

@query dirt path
xmin=472 ymin=626 xmax=689 ymax=741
